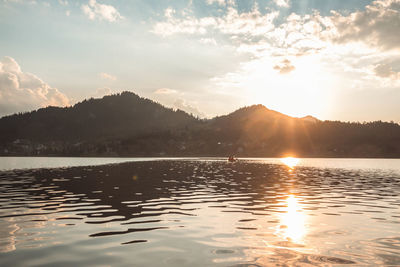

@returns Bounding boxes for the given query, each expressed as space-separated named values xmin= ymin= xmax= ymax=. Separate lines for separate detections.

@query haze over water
xmin=0 ymin=158 xmax=400 ymax=266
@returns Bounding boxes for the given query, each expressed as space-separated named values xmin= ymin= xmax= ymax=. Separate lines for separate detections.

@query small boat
xmin=228 ymin=156 xmax=237 ymax=162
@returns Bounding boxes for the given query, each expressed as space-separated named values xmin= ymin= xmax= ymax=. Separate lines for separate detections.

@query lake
xmin=0 ymin=157 xmax=399 ymax=266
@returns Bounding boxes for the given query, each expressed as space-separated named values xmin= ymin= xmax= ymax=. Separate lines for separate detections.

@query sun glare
xmin=277 ymin=195 xmax=307 ymax=243
xmin=231 ymin=54 xmax=335 ymax=119
xmin=280 ymin=157 xmax=299 ymax=169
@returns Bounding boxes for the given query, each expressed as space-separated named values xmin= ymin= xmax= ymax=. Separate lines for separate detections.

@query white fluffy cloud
xmin=153 ymin=5 xmax=278 ymax=37
xmin=153 ymin=0 xmax=400 ymax=55
xmin=274 ymin=0 xmax=290 ymax=8
xmin=206 ymin=0 xmax=226 ymax=5
xmin=206 ymin=0 xmax=236 ymax=6
xmin=173 ymin=98 xmax=205 ymax=118
xmin=329 ymin=0 xmax=400 ymax=50
xmin=82 ymin=0 xmax=123 ymax=22
xmin=153 ymin=0 xmax=400 ymax=85
xmin=0 ymin=56 xmax=69 ymax=117
xmin=151 ymin=88 xmax=205 ymax=118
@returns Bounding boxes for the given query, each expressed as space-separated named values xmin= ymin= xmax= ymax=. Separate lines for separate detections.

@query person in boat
xmin=228 ymin=155 xmax=236 ymax=162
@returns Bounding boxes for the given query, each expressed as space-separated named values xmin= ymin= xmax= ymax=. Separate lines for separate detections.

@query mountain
xmin=203 ymin=105 xmax=313 ymax=156
xmin=300 ymin=115 xmax=319 ymax=123
xmin=0 ymin=92 xmax=201 ymax=155
xmin=1 ymin=91 xmax=400 ymax=157
xmin=0 ymin=92 xmax=198 ymax=142
xmin=204 ymin=106 xmax=400 ymax=157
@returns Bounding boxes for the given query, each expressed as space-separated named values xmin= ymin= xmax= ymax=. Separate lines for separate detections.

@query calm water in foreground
xmin=0 ymin=158 xmax=399 ymax=266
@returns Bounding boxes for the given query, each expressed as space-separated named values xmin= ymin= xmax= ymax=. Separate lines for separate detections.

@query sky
xmin=0 ymin=0 xmax=399 ymax=122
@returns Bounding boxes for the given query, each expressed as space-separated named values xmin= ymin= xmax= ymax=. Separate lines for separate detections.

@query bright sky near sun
xmin=0 ymin=0 xmax=399 ymax=122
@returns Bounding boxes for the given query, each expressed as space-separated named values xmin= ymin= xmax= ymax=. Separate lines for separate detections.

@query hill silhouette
xmin=1 ymin=91 xmax=400 ymax=157
xmin=0 ymin=92 xmax=198 ymax=142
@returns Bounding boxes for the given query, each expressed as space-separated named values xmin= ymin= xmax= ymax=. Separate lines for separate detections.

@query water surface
xmin=2 ymin=156 xmax=400 ymax=172
xmin=0 ymin=159 xmax=399 ymax=266
xmin=0 ymin=157 xmax=191 ymax=171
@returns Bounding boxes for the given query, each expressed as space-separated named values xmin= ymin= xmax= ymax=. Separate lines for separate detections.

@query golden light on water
xmin=280 ymin=157 xmax=300 ymax=169
xmin=277 ymin=195 xmax=307 ymax=243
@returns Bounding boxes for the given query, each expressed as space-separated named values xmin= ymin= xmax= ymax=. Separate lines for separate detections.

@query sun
xmin=232 ymin=54 xmax=335 ymax=119
xmin=280 ymin=157 xmax=300 ymax=168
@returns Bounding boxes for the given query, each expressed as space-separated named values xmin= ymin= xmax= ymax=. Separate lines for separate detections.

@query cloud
xmin=199 ymin=38 xmax=217 ymax=45
xmin=150 ymin=0 xmax=400 ymax=122
xmin=58 ymin=0 xmax=68 ymax=6
xmin=2 ymin=0 xmax=38 ymax=5
xmin=154 ymin=88 xmax=178 ymax=95
xmin=273 ymin=59 xmax=295 ymax=74
xmin=82 ymin=0 xmax=123 ymax=22
xmin=151 ymin=4 xmax=323 ymax=58
xmin=99 ymin=72 xmax=116 ymax=81
xmin=273 ymin=0 xmax=290 ymax=8
xmin=152 ymin=5 xmax=278 ymax=38
xmin=206 ymin=0 xmax=236 ymax=6
xmin=152 ymin=5 xmax=321 ymax=57
xmin=329 ymin=0 xmax=400 ymax=50
xmin=151 ymin=88 xmax=205 ymax=117
xmin=93 ymin=87 xmax=112 ymax=97
xmin=152 ymin=1 xmax=399 ymax=56
xmin=374 ymin=63 xmax=400 ymax=79
xmin=173 ymin=99 xmax=205 ymax=118
xmin=0 ymin=56 xmax=69 ymax=117
xmin=206 ymin=0 xmax=227 ymax=6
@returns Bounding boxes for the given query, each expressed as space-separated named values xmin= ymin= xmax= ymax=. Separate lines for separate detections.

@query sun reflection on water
xmin=280 ymin=157 xmax=300 ymax=169
xmin=277 ymin=195 xmax=307 ymax=244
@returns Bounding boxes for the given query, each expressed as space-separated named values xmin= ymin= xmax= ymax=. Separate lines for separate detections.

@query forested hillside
xmin=1 ymin=92 xmax=400 ymax=157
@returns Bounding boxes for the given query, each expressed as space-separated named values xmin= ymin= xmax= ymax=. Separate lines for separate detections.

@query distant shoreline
xmin=1 ymin=155 xmax=400 ymax=159
xmin=1 ymin=157 xmax=400 ymax=174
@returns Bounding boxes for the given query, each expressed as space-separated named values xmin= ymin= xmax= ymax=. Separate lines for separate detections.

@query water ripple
xmin=0 ymin=160 xmax=399 ymax=265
